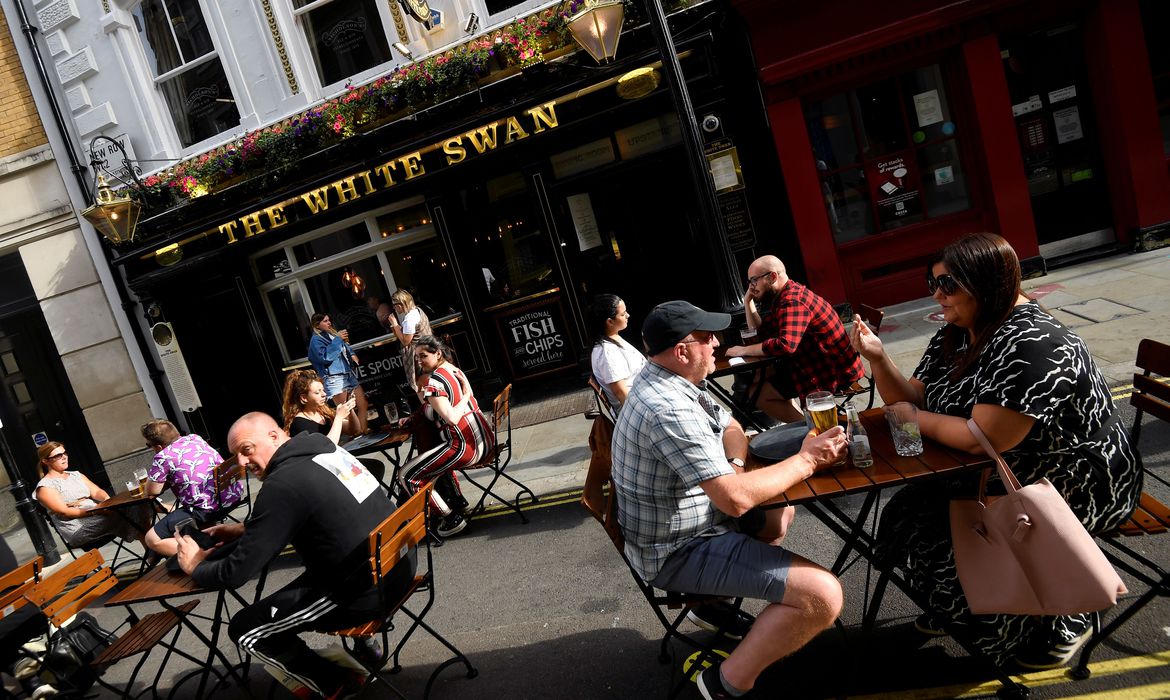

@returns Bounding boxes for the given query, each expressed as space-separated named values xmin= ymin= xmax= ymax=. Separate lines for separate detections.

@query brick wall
xmin=0 ymin=9 xmax=47 ymax=158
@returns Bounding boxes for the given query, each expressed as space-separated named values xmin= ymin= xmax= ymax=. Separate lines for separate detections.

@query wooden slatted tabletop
xmin=79 ymin=489 xmax=157 ymax=515
xmin=105 ymin=562 xmax=208 ymax=607
xmin=344 ymin=427 xmax=411 ymax=457
xmin=754 ymin=409 xmax=991 ymax=508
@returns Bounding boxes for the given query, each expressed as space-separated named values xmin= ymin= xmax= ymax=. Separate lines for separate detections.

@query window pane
xmin=385 ymin=238 xmax=464 ymax=320
xmin=916 ymin=140 xmax=971 ymax=218
xmin=900 ymin=65 xmax=954 ymax=144
xmin=870 ymin=152 xmax=925 ymax=232
xmin=255 ymin=249 xmax=292 ymax=283
xmin=293 ymin=223 xmax=372 ymax=265
xmin=820 ymin=167 xmax=873 ymax=243
xmin=374 ymin=204 xmax=432 ymax=239
xmin=267 ymin=284 xmax=311 ymax=361
xmin=485 ymin=0 xmax=530 ymax=14
xmin=300 ymin=0 xmax=392 ymax=86
xmin=303 ymin=256 xmax=389 ymax=344
xmin=134 ymin=0 xmax=182 ymax=75
xmin=853 ymin=77 xmax=907 ymax=158
xmin=158 ymin=60 xmax=240 ymax=148
xmin=806 ymin=93 xmax=859 ymax=169
xmin=163 ymin=0 xmax=214 ymax=62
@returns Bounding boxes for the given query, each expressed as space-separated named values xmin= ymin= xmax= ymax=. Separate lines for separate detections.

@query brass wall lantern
xmin=566 ymin=0 xmax=625 ymax=63
xmin=80 ymin=135 xmax=144 ymax=245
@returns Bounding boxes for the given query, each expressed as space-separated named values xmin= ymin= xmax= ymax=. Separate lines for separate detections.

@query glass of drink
xmin=805 ymin=391 xmax=838 ymax=434
xmin=383 ymin=403 xmax=399 ymax=425
xmin=125 ymin=479 xmax=140 ymax=497
xmin=740 ymin=326 xmax=758 ymax=344
xmin=134 ymin=468 xmax=149 ymax=493
xmin=884 ymin=402 xmax=924 ymax=456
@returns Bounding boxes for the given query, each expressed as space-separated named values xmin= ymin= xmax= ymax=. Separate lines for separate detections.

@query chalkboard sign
xmin=492 ymin=294 xmax=576 ymax=380
xmin=350 ymin=341 xmax=409 ymax=409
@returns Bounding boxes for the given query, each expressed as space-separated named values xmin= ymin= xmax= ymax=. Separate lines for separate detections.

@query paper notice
xmin=1012 ymin=95 xmax=1043 ymax=117
xmin=709 ymin=153 xmax=740 ymax=191
xmin=567 ymin=193 xmax=603 ymax=251
xmin=913 ymin=90 xmax=943 ymax=127
xmin=1053 ymin=106 xmax=1084 ymax=144
xmin=1048 ymin=85 xmax=1077 ymax=104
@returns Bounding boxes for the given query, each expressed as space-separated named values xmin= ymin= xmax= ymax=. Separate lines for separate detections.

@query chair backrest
xmin=588 ymin=376 xmax=617 ymax=422
xmin=491 ymin=384 xmax=512 ymax=446
xmin=0 ymin=556 xmax=42 ymax=620
xmin=23 ymin=550 xmax=117 ymax=628
xmin=581 ymin=413 xmax=624 ymax=550
xmin=367 ymin=485 xmax=430 ymax=607
xmin=1132 ymin=339 xmax=1170 ymax=456
xmin=214 ymin=458 xmax=251 ymax=519
xmin=856 ymin=303 xmax=884 ymax=334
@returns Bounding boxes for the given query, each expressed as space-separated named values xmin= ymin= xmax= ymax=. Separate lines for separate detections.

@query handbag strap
xmin=967 ymin=418 xmax=1024 ymax=502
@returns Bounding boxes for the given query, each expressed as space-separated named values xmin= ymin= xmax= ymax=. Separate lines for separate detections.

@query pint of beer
xmin=806 ymin=391 xmax=838 ymax=434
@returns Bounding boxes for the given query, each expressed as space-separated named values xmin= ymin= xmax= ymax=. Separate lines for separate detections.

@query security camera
xmin=701 ymin=114 xmax=721 ymax=133
xmin=464 ymin=12 xmax=479 ymax=33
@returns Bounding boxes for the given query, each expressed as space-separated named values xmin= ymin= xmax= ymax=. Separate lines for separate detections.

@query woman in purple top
xmin=141 ymin=420 xmax=244 ymax=557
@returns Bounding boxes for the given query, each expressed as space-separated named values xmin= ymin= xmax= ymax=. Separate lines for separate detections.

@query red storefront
xmin=734 ymin=0 xmax=1170 ymax=307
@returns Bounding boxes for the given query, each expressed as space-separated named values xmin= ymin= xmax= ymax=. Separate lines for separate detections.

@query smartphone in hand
xmin=177 ymin=520 xmax=218 ymax=549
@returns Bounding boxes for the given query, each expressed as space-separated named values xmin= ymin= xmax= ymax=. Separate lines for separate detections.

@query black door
xmin=0 ymin=260 xmax=105 ymax=488
xmin=1001 ymin=24 xmax=1115 ymax=257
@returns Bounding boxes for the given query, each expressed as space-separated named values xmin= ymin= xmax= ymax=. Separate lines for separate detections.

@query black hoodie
xmin=192 ymin=432 xmax=396 ymax=601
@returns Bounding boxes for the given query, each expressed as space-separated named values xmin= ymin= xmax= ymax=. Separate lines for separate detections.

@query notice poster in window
xmin=871 ymin=155 xmax=922 ymax=229
xmin=1053 ymin=106 xmax=1084 ymax=144
xmin=566 ymin=193 xmax=603 ymax=251
xmin=913 ymin=90 xmax=943 ymax=127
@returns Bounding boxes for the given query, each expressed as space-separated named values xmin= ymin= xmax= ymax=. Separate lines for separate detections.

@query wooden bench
xmin=1072 ymin=338 xmax=1170 ymax=679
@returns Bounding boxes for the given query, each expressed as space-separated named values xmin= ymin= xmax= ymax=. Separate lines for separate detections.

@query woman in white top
xmin=589 ymin=294 xmax=646 ymax=413
xmin=388 ymin=289 xmax=433 ymax=391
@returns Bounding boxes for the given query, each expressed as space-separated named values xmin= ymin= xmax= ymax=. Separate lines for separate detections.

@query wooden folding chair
xmin=836 ymin=303 xmax=883 ymax=411
xmin=0 ymin=557 xmax=47 ymax=670
xmin=327 ymin=484 xmax=477 ymax=699
xmin=38 ymin=503 xmax=147 ymax=576
xmin=581 ymin=413 xmax=743 ymax=698
xmin=1072 ymin=338 xmax=1170 ymax=679
xmin=460 ymin=384 xmax=537 ymax=522
xmin=22 ymin=549 xmax=203 ymax=698
xmin=586 ymin=375 xmax=618 ymax=422
xmin=211 ymin=458 xmax=252 ymax=523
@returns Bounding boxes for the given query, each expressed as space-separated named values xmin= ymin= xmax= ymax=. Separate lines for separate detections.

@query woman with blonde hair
xmin=387 ymin=289 xmax=433 ymax=390
xmin=281 ymin=369 xmax=355 ymax=443
xmin=33 ymin=441 xmax=151 ymax=549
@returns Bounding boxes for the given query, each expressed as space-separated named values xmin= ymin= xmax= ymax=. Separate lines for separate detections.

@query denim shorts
xmin=652 ymin=531 xmax=792 ymax=604
xmin=323 ymin=372 xmax=360 ymax=397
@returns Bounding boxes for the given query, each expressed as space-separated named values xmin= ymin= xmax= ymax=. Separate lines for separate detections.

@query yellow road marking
xmin=1057 ymin=682 xmax=1170 ymax=700
xmin=472 ymin=489 xmax=583 ymax=520
xmin=850 ymin=651 xmax=1170 ymax=700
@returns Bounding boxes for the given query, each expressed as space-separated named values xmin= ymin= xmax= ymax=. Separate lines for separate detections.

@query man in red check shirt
xmin=725 ymin=255 xmax=864 ymax=422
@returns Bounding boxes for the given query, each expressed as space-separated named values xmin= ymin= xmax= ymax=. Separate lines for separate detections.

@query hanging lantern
xmin=81 ymin=174 xmax=142 ymax=245
xmin=566 ymin=0 xmax=624 ymax=64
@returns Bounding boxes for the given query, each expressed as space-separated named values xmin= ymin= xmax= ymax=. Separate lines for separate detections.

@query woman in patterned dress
xmin=850 ymin=232 xmax=1141 ymax=668
xmin=399 ymin=335 xmax=493 ymax=538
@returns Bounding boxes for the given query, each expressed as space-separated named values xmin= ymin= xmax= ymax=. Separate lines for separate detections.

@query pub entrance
xmin=0 ymin=253 xmax=104 ymax=489
xmin=1001 ymin=24 xmax=1115 ymax=258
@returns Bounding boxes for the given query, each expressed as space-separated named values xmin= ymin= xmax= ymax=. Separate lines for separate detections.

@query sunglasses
xmin=47 ymin=452 xmax=68 ymax=461
xmin=926 ymin=273 xmax=961 ymax=296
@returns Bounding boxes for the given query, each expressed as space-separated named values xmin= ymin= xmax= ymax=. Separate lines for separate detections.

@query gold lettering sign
xmin=220 ymin=101 xmax=559 ymax=244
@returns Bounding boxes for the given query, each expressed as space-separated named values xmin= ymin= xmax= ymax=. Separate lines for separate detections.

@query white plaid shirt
xmin=612 ymin=361 xmax=734 ymax=580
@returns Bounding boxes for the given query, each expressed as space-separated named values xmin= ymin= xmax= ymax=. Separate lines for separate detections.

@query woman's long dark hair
xmin=280 ymin=369 xmax=334 ymax=432
xmin=935 ymin=232 xmax=1027 ymax=379
xmin=413 ymin=335 xmax=454 ymax=362
xmin=588 ymin=294 xmax=622 ymax=346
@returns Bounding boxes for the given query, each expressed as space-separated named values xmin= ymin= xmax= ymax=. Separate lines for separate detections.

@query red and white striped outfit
xmin=402 ymin=364 xmax=494 ymax=514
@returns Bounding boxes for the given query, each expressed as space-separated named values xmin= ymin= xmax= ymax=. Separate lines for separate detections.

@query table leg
xmin=160 ymin=591 xmax=250 ymax=697
xmin=706 ymin=375 xmax=769 ymax=432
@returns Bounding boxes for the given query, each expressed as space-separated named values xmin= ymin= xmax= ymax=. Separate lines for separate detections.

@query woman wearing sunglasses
xmin=849 ymin=232 xmax=1141 ymax=670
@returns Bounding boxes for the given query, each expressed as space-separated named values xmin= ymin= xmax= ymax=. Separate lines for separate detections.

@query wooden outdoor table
xmin=107 ymin=561 xmax=250 ymax=698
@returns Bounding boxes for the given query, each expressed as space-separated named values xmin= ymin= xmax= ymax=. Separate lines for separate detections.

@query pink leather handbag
xmin=949 ymin=419 xmax=1126 ymax=616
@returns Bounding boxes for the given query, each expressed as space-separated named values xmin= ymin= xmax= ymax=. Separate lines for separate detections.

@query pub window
xmin=291 ymin=0 xmax=395 ymax=89
xmin=805 ymin=64 xmax=972 ymax=243
xmin=1141 ymin=0 xmax=1170 ymax=156
xmin=254 ymin=200 xmax=463 ymax=363
xmin=132 ymin=0 xmax=240 ymax=149
xmin=479 ymin=0 xmax=549 ymax=23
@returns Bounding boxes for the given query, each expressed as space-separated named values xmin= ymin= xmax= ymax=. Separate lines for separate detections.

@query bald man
xmin=724 ymin=256 xmax=864 ymax=422
xmin=176 ymin=412 xmax=413 ymax=698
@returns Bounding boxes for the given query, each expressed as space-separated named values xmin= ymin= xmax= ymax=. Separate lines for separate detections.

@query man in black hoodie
xmin=177 ymin=412 xmax=413 ymax=698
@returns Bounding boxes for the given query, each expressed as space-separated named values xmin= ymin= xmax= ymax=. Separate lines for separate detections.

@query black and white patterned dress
xmin=876 ymin=302 xmax=1142 ymax=664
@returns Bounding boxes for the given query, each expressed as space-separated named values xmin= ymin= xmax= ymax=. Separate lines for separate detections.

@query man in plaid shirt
xmin=725 ymin=255 xmax=864 ymax=422
xmin=612 ymin=300 xmax=846 ymax=700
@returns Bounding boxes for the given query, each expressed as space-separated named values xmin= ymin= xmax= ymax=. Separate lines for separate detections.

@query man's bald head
xmin=227 ymin=412 xmax=289 ymax=481
xmin=747 ymin=255 xmax=789 ymax=294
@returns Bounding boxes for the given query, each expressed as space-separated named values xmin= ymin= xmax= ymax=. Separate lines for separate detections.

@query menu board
xmin=350 ymin=342 xmax=409 ymax=409
xmin=493 ymin=294 xmax=576 ymax=380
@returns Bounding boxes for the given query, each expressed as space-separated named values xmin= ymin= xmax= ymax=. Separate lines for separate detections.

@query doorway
xmin=0 ymin=254 xmax=104 ymax=488
xmin=1001 ymin=24 xmax=1115 ymax=257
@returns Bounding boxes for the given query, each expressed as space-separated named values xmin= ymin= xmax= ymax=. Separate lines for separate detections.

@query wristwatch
xmin=727 ymin=457 xmax=745 ymax=468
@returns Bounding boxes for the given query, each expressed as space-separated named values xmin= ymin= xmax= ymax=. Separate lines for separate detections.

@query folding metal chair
xmin=586 ymin=375 xmax=618 ymax=422
xmin=581 ymin=413 xmax=744 ymax=698
xmin=460 ymin=384 xmax=537 ymax=522
xmin=38 ymin=504 xmax=146 ymax=576
xmin=1072 ymin=338 xmax=1170 ymax=679
xmin=211 ymin=457 xmax=252 ymax=523
xmin=326 ymin=484 xmax=477 ymax=699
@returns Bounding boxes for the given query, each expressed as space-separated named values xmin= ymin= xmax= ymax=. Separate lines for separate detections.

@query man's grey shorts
xmin=651 ymin=531 xmax=792 ymax=604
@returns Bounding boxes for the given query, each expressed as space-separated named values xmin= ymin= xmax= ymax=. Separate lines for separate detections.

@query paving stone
xmin=1054 ymin=298 xmax=1144 ymax=323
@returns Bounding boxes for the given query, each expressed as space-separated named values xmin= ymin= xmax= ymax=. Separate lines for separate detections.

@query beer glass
xmin=805 ymin=391 xmax=838 ymax=434
xmin=134 ymin=468 xmax=149 ymax=494
xmin=125 ymin=479 xmax=140 ymax=497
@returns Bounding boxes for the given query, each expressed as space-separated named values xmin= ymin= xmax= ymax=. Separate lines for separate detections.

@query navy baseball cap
xmin=642 ymin=301 xmax=731 ymax=355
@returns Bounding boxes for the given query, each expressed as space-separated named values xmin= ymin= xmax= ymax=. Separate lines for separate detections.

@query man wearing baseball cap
xmin=612 ymin=300 xmax=846 ymax=700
